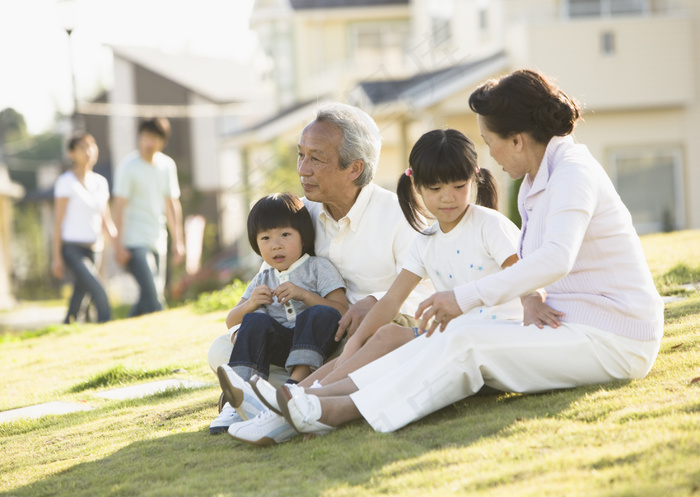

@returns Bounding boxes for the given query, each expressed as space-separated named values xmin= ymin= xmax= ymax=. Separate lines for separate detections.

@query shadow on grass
xmin=2 ymin=383 xmax=608 ymax=497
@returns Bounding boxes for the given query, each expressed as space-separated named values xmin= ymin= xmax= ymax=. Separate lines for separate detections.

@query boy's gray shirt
xmin=242 ymin=254 xmax=346 ymax=328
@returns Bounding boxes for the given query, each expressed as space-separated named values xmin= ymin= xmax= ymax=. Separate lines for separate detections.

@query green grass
xmin=190 ymin=279 xmax=247 ymax=314
xmin=1 ymin=231 xmax=700 ymax=497
xmin=67 ymin=364 xmax=184 ymax=393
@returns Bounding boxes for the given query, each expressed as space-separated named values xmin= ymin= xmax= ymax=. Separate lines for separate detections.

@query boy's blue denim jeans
xmin=228 ymin=305 xmax=342 ymax=381
xmin=125 ymin=246 xmax=164 ymax=317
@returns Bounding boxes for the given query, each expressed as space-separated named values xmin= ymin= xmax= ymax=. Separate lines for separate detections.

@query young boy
xmin=212 ymin=193 xmax=348 ymax=431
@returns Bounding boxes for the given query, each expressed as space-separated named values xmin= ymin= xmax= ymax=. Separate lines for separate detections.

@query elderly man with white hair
xmin=207 ymin=103 xmax=432 ymax=443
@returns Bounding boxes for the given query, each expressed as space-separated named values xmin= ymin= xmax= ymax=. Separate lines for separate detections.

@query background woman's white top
xmin=54 ymin=170 xmax=110 ymax=248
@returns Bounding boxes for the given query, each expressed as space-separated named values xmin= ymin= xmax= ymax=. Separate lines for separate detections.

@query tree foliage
xmin=0 ymin=107 xmax=28 ymax=145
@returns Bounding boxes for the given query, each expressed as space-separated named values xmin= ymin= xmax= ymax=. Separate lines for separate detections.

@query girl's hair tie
xmin=475 ymin=166 xmax=481 ymax=174
xmin=405 ymin=168 xmax=413 ymax=177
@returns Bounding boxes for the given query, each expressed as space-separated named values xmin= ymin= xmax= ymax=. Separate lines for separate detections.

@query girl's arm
xmin=272 ymin=282 xmax=348 ymax=315
xmin=501 ymin=254 xmax=519 ymax=269
xmin=51 ymin=197 xmax=69 ymax=279
xmin=335 ymin=269 xmax=421 ymax=363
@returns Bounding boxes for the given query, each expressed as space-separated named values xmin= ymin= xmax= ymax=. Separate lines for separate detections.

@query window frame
xmin=608 ymin=144 xmax=685 ymax=234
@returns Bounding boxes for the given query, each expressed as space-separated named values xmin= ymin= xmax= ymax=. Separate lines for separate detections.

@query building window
xmin=429 ymin=0 xmax=454 ymax=47
xmin=601 ymin=30 xmax=615 ymax=55
xmin=610 ymin=146 xmax=684 ymax=234
xmin=477 ymin=0 xmax=490 ymax=32
xmin=566 ymin=0 xmax=648 ymax=18
xmin=350 ymin=22 xmax=410 ymax=65
xmin=431 ymin=18 xmax=452 ymax=47
xmin=479 ymin=8 xmax=489 ymax=31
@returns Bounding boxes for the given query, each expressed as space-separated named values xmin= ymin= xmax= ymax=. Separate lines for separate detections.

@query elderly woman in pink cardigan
xmin=276 ymin=69 xmax=664 ymax=435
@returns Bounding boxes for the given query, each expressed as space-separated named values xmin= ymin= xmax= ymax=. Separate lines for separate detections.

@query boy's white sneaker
xmin=216 ymin=365 xmax=264 ymax=421
xmin=228 ymin=409 xmax=298 ymax=446
xmin=209 ymin=402 xmax=243 ymax=435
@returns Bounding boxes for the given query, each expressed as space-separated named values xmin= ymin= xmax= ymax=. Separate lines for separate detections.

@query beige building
xmin=225 ymin=0 xmax=699 ymax=243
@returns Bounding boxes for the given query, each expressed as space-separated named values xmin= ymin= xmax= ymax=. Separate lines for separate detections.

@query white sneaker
xmin=216 ymin=365 xmax=264 ymax=421
xmin=279 ymin=390 xmax=335 ymax=436
xmin=250 ymin=376 xmax=282 ymax=415
xmin=209 ymin=402 xmax=243 ymax=435
xmin=228 ymin=409 xmax=298 ymax=446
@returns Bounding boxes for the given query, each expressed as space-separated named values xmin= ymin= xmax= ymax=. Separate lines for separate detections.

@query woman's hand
xmin=115 ymin=244 xmax=132 ymax=266
xmin=522 ymin=292 xmax=564 ymax=329
xmin=415 ymin=291 xmax=462 ymax=337
xmin=51 ymin=258 xmax=64 ymax=280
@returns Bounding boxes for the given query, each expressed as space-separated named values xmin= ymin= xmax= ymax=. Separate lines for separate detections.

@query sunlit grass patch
xmin=67 ymin=364 xmax=191 ymax=393
xmin=655 ymin=262 xmax=700 ymax=295
xmin=190 ymin=279 xmax=247 ymax=314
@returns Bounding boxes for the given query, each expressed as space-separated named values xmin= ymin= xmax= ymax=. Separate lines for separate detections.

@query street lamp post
xmin=57 ymin=0 xmax=82 ymax=131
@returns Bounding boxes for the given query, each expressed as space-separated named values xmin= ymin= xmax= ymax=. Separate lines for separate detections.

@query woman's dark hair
xmin=469 ymin=69 xmax=581 ymax=144
xmin=138 ymin=117 xmax=171 ymax=144
xmin=246 ymin=193 xmax=316 ymax=257
xmin=397 ymin=128 xmax=499 ymax=234
xmin=67 ymin=131 xmax=95 ymax=151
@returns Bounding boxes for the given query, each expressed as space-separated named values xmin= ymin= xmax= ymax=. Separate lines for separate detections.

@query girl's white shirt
xmin=402 ymin=204 xmax=523 ymax=321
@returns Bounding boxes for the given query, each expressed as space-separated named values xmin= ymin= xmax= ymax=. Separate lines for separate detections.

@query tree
xmin=0 ymin=108 xmax=28 ymax=145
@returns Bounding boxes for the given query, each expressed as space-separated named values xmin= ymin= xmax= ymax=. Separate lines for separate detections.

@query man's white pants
xmin=349 ymin=315 xmax=661 ymax=433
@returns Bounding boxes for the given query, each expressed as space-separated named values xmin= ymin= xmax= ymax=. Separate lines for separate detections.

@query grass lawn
xmin=1 ymin=231 xmax=700 ymax=497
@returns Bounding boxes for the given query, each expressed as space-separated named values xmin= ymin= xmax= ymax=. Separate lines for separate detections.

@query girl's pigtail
xmin=475 ymin=168 xmax=499 ymax=210
xmin=397 ymin=171 xmax=429 ymax=233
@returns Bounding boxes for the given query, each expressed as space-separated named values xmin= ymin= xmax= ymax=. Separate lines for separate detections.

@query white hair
xmin=314 ymin=102 xmax=381 ymax=187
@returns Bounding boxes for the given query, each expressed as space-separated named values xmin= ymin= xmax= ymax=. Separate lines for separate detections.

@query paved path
xmin=0 ymin=303 xmax=66 ymax=332
xmin=0 ymin=379 xmax=211 ymax=423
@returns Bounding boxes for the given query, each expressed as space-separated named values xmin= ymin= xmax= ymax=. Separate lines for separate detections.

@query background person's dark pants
xmin=228 ymin=305 xmax=342 ymax=381
xmin=61 ymin=243 xmax=111 ymax=323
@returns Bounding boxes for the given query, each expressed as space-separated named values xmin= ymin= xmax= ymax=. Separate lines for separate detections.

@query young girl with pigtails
xmin=279 ymin=127 xmax=557 ymax=394
xmin=323 ymin=128 xmax=527 ymax=370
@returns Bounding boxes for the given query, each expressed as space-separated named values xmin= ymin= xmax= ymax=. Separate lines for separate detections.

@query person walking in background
xmin=112 ymin=117 xmax=185 ymax=317
xmin=52 ymin=132 xmax=116 ymax=323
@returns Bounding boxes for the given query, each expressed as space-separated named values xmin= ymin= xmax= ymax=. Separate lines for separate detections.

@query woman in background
xmin=52 ymin=132 xmax=116 ymax=323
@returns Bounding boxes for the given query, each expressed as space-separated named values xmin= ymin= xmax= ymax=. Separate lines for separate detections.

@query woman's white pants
xmin=349 ymin=315 xmax=661 ymax=433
